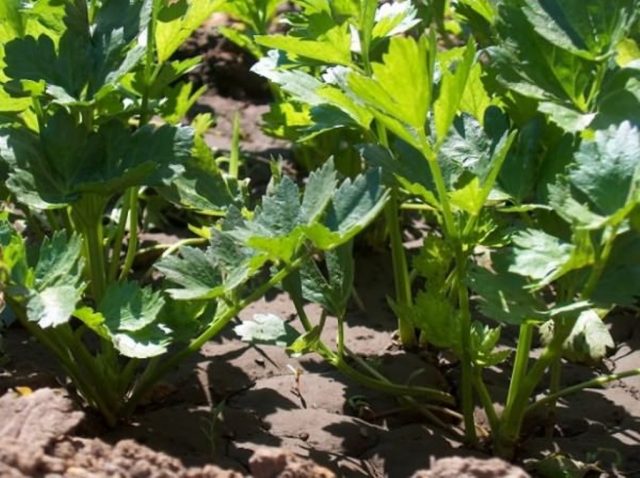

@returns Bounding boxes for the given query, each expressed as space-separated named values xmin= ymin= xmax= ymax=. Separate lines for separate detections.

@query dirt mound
xmin=249 ymin=448 xmax=335 ymax=478
xmin=413 ymin=457 xmax=530 ymax=478
xmin=0 ymin=388 xmax=339 ymax=478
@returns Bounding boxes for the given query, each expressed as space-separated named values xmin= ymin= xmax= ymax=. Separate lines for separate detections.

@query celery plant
xmin=252 ymin=0 xmax=423 ymax=347
xmin=249 ymin=0 xmax=640 ymax=456
xmin=0 ymin=0 xmax=390 ymax=425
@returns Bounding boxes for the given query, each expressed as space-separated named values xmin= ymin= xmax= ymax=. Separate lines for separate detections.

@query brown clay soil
xmin=2 ymin=19 xmax=640 ymax=478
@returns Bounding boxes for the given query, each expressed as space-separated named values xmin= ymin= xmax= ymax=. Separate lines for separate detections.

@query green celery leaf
xmin=300 ymin=242 xmax=354 ymax=316
xmin=155 ymin=246 xmax=223 ymax=300
xmin=109 ymin=323 xmax=171 ymax=359
xmin=3 ymin=33 xmax=90 ymax=101
xmin=326 ymin=168 xmax=386 ymax=235
xmin=371 ymin=2 xmax=421 ymax=40
xmin=27 ymin=285 xmax=83 ymax=328
xmin=449 ymin=177 xmax=484 ymax=215
xmin=304 ymin=168 xmax=388 ymax=250
xmin=95 ymin=282 xmax=169 ymax=358
xmin=412 ymin=235 xmax=454 ymax=285
xmin=490 ymin=3 xmax=595 ymax=116
xmin=155 ymin=0 xmax=225 ymax=63
xmin=538 ymin=102 xmax=596 ymax=132
xmin=0 ymin=112 xmax=193 ymax=209
xmin=299 ymin=159 xmax=337 ymax=224
xmin=540 ymin=309 xmax=614 ymax=364
xmin=252 ymin=176 xmax=302 ymax=236
xmin=434 ymin=40 xmax=476 ymax=143
xmin=470 ymin=322 xmax=511 ymax=367
xmin=315 ymin=82 xmax=374 ymax=130
xmin=569 ymin=121 xmax=640 ymax=217
xmin=73 ymin=307 xmax=109 ymax=339
xmin=160 ymin=82 xmax=207 ymax=125
xmin=522 ymin=0 xmax=638 ymax=60
xmin=346 ymin=35 xmax=431 ymax=131
xmin=3 ymin=0 xmax=151 ymax=103
xmin=219 ymin=27 xmax=261 ymax=59
xmin=398 ymin=290 xmax=459 ymax=350
xmin=234 ymin=313 xmax=299 ymax=347
xmin=458 ymin=62 xmax=495 ymax=125
xmin=0 ymin=221 xmax=32 ymax=289
xmin=510 ymin=228 xmax=595 ymax=288
xmin=468 ymin=263 xmax=547 ymax=325
xmin=547 ymin=182 xmax=608 ymax=229
xmin=34 ymin=231 xmax=84 ymax=290
xmin=100 ymin=281 xmax=164 ymax=332
xmin=22 ymin=230 xmax=85 ymax=328
xmin=158 ymin=147 xmax=242 ymax=215
xmin=437 ymin=112 xmax=507 ymax=188
xmin=256 ymin=14 xmax=352 ymax=66
xmin=157 ymin=210 xmax=262 ymax=300
xmin=252 ymin=51 xmax=324 ymax=104
xmin=509 ymin=229 xmax=574 ymax=283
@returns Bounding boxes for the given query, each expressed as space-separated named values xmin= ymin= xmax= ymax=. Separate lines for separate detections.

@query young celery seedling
xmin=252 ymin=0 xmax=424 ymax=347
xmin=0 ymin=0 xmax=239 ymax=423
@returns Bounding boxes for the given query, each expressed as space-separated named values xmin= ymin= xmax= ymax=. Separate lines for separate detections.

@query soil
xmin=2 ymin=17 xmax=640 ymax=478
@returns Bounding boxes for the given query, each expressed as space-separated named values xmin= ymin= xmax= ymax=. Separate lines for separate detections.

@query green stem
xmin=582 ymin=225 xmax=618 ymax=299
xmin=419 ymin=139 xmax=456 ymax=238
xmin=140 ymin=0 xmax=159 ymax=125
xmin=344 ymin=346 xmax=461 ymax=433
xmin=229 ymin=112 xmax=241 ymax=179
xmin=72 ymin=195 xmax=108 ymax=302
xmin=118 ymin=189 xmax=139 ymax=281
xmin=329 ymin=354 xmax=454 ymax=404
xmin=362 ymin=30 xmax=415 ymax=347
xmin=288 ymin=291 xmax=454 ymax=405
xmin=57 ymin=325 xmax=121 ymax=415
xmin=385 ymin=193 xmax=416 ymax=347
xmin=505 ymin=322 xmax=534 ymax=411
xmin=585 ymin=62 xmax=607 ymax=112
xmin=378 ymin=123 xmax=415 ymax=347
xmin=123 ymin=256 xmax=309 ymax=415
xmin=419 ymin=136 xmax=476 ymax=442
xmin=400 ymin=203 xmax=437 ymax=212
xmin=108 ymin=196 xmax=131 ymax=281
xmin=455 ymin=256 xmax=477 ymax=445
xmin=11 ymin=300 xmax=118 ymax=426
xmin=527 ymin=367 xmax=640 ymax=414
xmin=496 ymin=322 xmax=572 ymax=458
xmin=336 ymin=313 xmax=347 ymax=359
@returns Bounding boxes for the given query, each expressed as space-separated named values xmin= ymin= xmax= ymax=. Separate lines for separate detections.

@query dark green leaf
xmin=156 ymin=247 xmax=223 ymax=300
xmin=570 ymin=121 xmax=640 ymax=217
xmin=100 ymin=281 xmax=164 ymax=332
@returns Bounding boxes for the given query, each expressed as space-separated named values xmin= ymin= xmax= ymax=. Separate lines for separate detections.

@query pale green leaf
xmin=434 ymin=40 xmax=476 ymax=142
xmin=346 ymin=35 xmax=431 ymax=130
xmin=234 ymin=313 xmax=299 ymax=347
xmin=27 ymin=285 xmax=82 ymax=328
xmin=256 ymin=22 xmax=353 ymax=66
xmin=155 ymin=0 xmax=224 ymax=63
